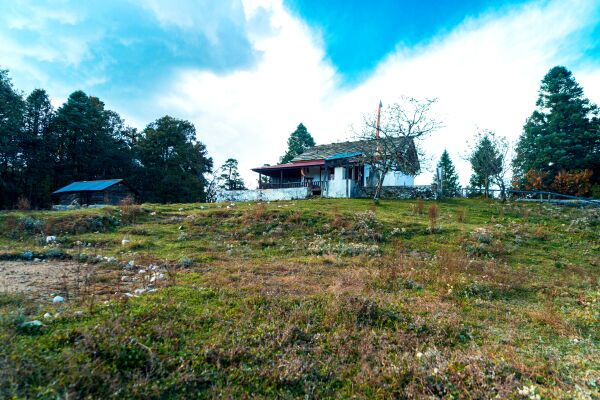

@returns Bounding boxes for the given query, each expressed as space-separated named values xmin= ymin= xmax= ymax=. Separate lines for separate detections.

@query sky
xmin=1 ymin=0 xmax=599 ymax=187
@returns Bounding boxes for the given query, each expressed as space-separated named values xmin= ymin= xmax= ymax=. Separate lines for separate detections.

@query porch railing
xmin=259 ymin=180 xmax=327 ymax=190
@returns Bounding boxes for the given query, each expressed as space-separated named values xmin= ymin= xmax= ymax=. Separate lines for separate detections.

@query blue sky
xmin=1 ymin=0 xmax=599 ymax=186
xmin=284 ymin=0 xmax=532 ymax=84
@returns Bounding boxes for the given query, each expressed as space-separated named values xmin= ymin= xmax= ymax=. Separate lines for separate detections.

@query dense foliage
xmin=280 ymin=123 xmax=315 ymax=163
xmin=0 ymin=69 xmax=213 ymax=208
xmin=513 ymin=66 xmax=600 ymax=192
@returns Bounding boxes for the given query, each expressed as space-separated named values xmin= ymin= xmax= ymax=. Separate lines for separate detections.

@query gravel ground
xmin=0 ymin=260 xmax=100 ymax=300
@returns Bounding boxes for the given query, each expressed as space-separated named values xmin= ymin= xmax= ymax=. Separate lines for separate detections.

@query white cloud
xmin=158 ymin=0 xmax=600 ymax=188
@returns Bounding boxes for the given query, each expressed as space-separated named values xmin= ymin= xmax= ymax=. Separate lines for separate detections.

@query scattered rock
xmin=20 ymin=320 xmax=43 ymax=328
xmin=134 ymin=288 xmax=146 ymax=295
xmin=46 ymin=236 xmax=57 ymax=244
xmin=121 ymin=239 xmax=130 ymax=246
xmin=52 ymin=295 xmax=65 ymax=303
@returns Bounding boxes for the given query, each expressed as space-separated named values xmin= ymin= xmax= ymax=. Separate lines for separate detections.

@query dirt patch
xmin=0 ymin=260 xmax=122 ymax=300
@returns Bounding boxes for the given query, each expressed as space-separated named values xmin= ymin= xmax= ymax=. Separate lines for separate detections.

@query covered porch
xmin=252 ymin=160 xmax=328 ymax=195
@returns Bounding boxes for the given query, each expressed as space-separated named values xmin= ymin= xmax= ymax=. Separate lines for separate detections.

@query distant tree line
xmin=0 ymin=69 xmax=214 ymax=209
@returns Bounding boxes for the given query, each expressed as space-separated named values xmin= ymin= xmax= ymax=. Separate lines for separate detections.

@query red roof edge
xmin=252 ymin=159 xmax=325 ymax=172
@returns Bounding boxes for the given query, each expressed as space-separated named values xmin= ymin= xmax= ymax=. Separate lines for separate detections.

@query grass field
xmin=0 ymin=198 xmax=598 ymax=399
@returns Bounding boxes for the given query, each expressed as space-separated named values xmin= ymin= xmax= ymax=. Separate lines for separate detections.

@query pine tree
xmin=469 ymin=133 xmax=503 ymax=197
xmin=22 ymin=89 xmax=56 ymax=207
xmin=513 ymin=66 xmax=600 ymax=186
xmin=136 ymin=116 xmax=212 ymax=203
xmin=0 ymin=69 xmax=25 ymax=208
xmin=218 ymin=158 xmax=246 ymax=190
xmin=280 ymin=123 xmax=315 ymax=163
xmin=433 ymin=150 xmax=460 ymax=197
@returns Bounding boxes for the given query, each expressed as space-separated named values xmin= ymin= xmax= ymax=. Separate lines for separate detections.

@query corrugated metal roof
xmin=325 ymin=151 xmax=363 ymax=161
xmin=53 ymin=179 xmax=123 ymax=194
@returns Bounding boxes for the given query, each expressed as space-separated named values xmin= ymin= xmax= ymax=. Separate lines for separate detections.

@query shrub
xmin=456 ymin=208 xmax=467 ymax=223
xmin=16 ymin=196 xmax=31 ymax=210
xmin=551 ymin=169 xmax=593 ymax=196
xmin=18 ymin=216 xmax=44 ymax=234
xmin=179 ymin=256 xmax=193 ymax=268
xmin=428 ymin=204 xmax=439 ymax=233
xmin=524 ymin=169 xmax=548 ymax=190
xmin=119 ymin=196 xmax=143 ymax=224
xmin=413 ymin=199 xmax=425 ymax=215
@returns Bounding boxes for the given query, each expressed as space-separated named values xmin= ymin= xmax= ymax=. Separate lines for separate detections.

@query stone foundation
xmin=357 ymin=185 xmax=435 ymax=199
xmin=216 ymin=187 xmax=311 ymax=202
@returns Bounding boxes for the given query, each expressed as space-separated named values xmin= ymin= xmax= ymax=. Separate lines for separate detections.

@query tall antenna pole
xmin=375 ymin=100 xmax=382 ymax=160
xmin=376 ymin=100 xmax=382 ymax=141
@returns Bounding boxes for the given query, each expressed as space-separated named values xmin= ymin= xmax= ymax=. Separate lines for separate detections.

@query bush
xmin=551 ymin=169 xmax=593 ymax=196
xmin=18 ymin=216 xmax=44 ymax=234
xmin=16 ymin=196 xmax=31 ymax=210
xmin=119 ymin=196 xmax=143 ymax=224
xmin=523 ymin=169 xmax=548 ymax=191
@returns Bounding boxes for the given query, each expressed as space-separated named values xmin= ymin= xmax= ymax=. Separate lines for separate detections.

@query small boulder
xmin=20 ymin=320 xmax=43 ymax=328
xmin=46 ymin=236 xmax=57 ymax=244
xmin=43 ymin=312 xmax=52 ymax=319
xmin=52 ymin=295 xmax=65 ymax=303
xmin=121 ymin=239 xmax=130 ymax=246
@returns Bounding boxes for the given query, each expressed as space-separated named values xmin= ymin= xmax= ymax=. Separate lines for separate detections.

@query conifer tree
xmin=218 ymin=158 xmax=246 ymax=190
xmin=280 ymin=123 xmax=315 ymax=163
xmin=513 ymin=66 xmax=599 ymax=186
xmin=433 ymin=150 xmax=460 ymax=197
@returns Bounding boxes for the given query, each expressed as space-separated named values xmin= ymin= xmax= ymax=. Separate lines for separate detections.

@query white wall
xmin=216 ymin=187 xmax=310 ymax=202
xmin=364 ymin=164 xmax=414 ymax=187
xmin=323 ymin=179 xmax=356 ymax=198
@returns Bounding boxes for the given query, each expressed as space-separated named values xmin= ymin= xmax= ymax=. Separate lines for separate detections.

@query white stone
xmin=20 ymin=320 xmax=43 ymax=328
xmin=52 ymin=295 xmax=65 ymax=303
xmin=134 ymin=288 xmax=146 ymax=295
xmin=46 ymin=236 xmax=57 ymax=244
xmin=43 ymin=312 xmax=52 ymax=319
xmin=121 ymin=239 xmax=130 ymax=246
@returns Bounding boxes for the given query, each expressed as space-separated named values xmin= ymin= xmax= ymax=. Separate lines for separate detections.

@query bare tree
xmin=354 ymin=97 xmax=442 ymax=201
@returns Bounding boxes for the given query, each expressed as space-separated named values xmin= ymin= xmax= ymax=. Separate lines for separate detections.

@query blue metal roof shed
xmin=53 ymin=179 xmax=124 ymax=194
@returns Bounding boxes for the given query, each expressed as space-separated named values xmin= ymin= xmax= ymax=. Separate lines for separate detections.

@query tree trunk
xmin=373 ymin=168 xmax=387 ymax=203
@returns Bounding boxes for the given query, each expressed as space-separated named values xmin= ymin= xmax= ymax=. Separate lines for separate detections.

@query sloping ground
xmin=0 ymin=198 xmax=598 ymax=399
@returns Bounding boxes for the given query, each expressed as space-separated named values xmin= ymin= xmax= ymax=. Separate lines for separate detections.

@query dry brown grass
xmin=412 ymin=198 xmax=425 ymax=215
xmin=119 ymin=196 xmax=143 ymax=224
xmin=456 ymin=208 xmax=468 ymax=223
xmin=16 ymin=196 xmax=31 ymax=211
xmin=428 ymin=204 xmax=439 ymax=233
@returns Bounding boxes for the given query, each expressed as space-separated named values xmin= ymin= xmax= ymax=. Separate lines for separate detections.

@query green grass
xmin=0 ymin=198 xmax=598 ymax=399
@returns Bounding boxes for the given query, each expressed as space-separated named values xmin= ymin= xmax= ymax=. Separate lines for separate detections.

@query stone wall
xmin=357 ymin=185 xmax=435 ymax=199
xmin=216 ymin=187 xmax=311 ymax=202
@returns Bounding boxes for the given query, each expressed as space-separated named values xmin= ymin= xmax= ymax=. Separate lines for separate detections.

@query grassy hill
xmin=1 ymin=198 xmax=598 ymax=399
